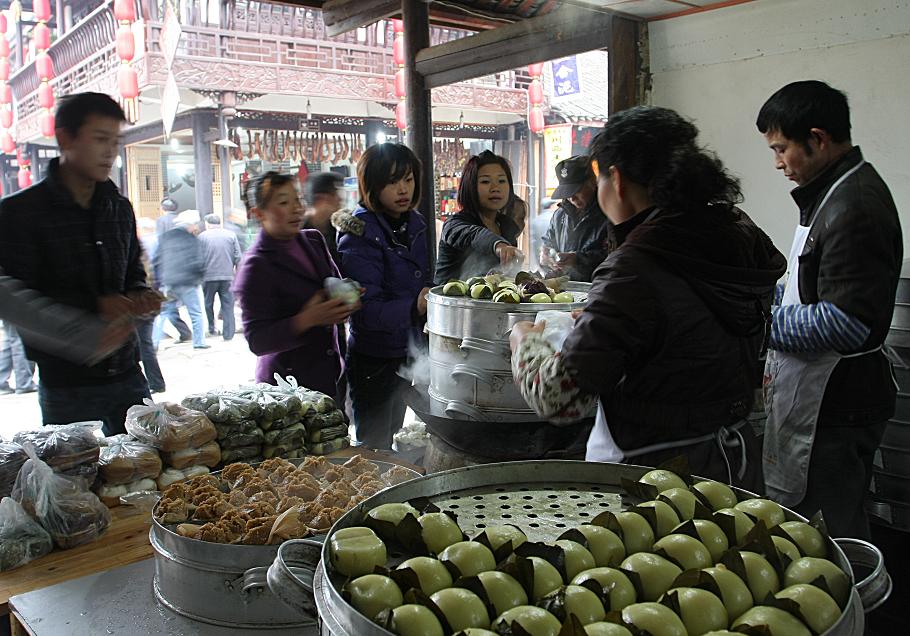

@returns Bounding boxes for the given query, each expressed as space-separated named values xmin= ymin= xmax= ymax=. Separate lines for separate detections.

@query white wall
xmin=648 ymin=0 xmax=910 ymax=256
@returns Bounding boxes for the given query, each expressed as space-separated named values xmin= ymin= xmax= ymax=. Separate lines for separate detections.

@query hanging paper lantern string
xmin=113 ymin=0 xmax=139 ymax=121
xmin=527 ymin=63 xmax=546 ymax=136
xmin=0 ymin=9 xmax=14 ymax=153
xmin=392 ymin=19 xmax=406 ymax=132
xmin=32 ymin=0 xmax=56 ymax=138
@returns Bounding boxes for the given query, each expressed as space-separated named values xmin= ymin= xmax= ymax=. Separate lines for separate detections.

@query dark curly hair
xmin=457 ymin=150 xmax=515 ymax=216
xmin=590 ymin=106 xmax=742 ymax=215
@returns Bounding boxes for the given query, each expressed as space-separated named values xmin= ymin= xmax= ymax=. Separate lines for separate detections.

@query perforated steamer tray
xmin=267 ymin=460 xmax=860 ymax=636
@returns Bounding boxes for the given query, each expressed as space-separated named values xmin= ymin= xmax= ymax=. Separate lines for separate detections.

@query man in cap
xmin=199 ymin=214 xmax=241 ymax=340
xmin=155 ymin=197 xmax=180 ymax=236
xmin=303 ymin=171 xmax=345 ymax=263
xmin=153 ymin=210 xmax=209 ymax=349
xmin=540 ymin=155 xmax=610 ymax=281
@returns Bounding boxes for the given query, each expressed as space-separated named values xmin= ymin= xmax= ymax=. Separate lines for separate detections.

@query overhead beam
xmin=321 ymin=0 xmax=399 ymax=37
xmin=415 ymin=5 xmax=619 ymax=89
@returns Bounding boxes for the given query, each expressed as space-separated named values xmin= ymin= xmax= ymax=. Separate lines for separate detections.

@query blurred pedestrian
xmin=154 ymin=210 xmax=209 ymax=350
xmin=155 ymin=197 xmax=179 ymax=236
xmin=143 ymin=213 xmax=191 ymax=344
xmin=0 ymin=322 xmax=36 ymax=395
xmin=0 ymin=92 xmax=161 ymax=435
xmin=136 ymin=218 xmax=166 ymax=393
xmin=199 ymin=214 xmax=241 ymax=340
xmin=303 ymin=171 xmax=345 ymax=263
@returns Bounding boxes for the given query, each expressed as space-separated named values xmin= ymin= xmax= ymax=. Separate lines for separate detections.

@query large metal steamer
xmin=149 ymin=458 xmax=418 ymax=629
xmin=425 ymin=282 xmax=590 ymax=422
xmin=267 ymin=461 xmax=890 ymax=636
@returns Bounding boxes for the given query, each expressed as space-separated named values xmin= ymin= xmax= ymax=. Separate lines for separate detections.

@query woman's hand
xmin=496 ymin=243 xmax=521 ymax=266
xmin=293 ymin=292 xmax=357 ymax=333
xmin=509 ymin=320 xmax=546 ymax=351
xmin=416 ymin=286 xmax=431 ymax=315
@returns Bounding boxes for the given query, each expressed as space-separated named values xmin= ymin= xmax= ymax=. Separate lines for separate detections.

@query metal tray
xmin=270 ymin=460 xmax=871 ymax=636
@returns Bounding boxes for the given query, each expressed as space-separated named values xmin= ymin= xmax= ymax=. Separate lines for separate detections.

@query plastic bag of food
xmin=218 ymin=427 xmax=265 ymax=450
xmin=12 ymin=446 xmax=111 ymax=549
xmin=0 ymin=441 xmax=28 ymax=499
xmin=99 ymin=436 xmax=162 ymax=485
xmin=125 ymin=399 xmax=217 ymax=452
xmin=161 ymin=441 xmax=221 ymax=469
xmin=213 ymin=418 xmax=259 ymax=440
xmin=306 ymin=409 xmax=346 ymax=430
xmin=156 ymin=465 xmax=210 ymax=491
xmin=307 ymin=423 xmax=347 ymax=444
xmin=534 ymin=310 xmax=576 ymax=350
xmin=263 ymin=423 xmax=306 ymax=447
xmin=220 ymin=445 xmax=262 ymax=464
xmin=307 ymin=436 xmax=350 ymax=455
xmin=0 ymin=496 xmax=53 ymax=571
xmin=97 ymin=477 xmax=158 ymax=507
xmin=12 ymin=422 xmax=102 ymax=472
xmin=181 ymin=390 xmax=261 ymax=423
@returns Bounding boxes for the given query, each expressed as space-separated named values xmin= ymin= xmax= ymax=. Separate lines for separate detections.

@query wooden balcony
xmin=10 ymin=0 xmax=529 ymax=143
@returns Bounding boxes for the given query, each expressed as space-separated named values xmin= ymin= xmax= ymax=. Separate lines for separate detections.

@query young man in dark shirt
xmin=0 ymin=92 xmax=162 ymax=435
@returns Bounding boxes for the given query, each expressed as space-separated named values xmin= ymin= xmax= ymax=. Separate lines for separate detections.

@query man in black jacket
xmin=757 ymin=80 xmax=902 ymax=538
xmin=540 ymin=156 xmax=610 ymax=281
xmin=0 ymin=93 xmax=161 ymax=435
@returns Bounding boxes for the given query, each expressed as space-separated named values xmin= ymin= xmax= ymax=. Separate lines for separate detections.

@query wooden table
xmin=0 ymin=448 xmax=422 ymax=630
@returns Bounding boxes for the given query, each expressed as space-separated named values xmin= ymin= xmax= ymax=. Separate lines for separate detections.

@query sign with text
xmin=550 ymin=56 xmax=581 ymax=103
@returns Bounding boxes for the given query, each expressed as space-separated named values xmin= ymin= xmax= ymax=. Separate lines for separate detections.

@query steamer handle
xmin=452 ymin=364 xmax=495 ymax=386
xmin=445 ymin=400 xmax=489 ymax=421
xmin=833 ymin=537 xmax=893 ymax=613
xmin=241 ymin=565 xmax=315 ymax=595
xmin=460 ymin=337 xmax=510 ymax=356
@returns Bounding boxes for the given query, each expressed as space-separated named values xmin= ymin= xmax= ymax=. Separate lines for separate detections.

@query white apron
xmin=762 ymin=160 xmax=868 ymax=507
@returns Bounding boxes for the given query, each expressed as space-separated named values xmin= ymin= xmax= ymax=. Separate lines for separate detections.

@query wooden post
xmin=402 ymin=0 xmax=436 ymax=273
xmin=608 ymin=16 xmax=642 ymax=114
xmin=192 ymin=113 xmax=214 ymax=218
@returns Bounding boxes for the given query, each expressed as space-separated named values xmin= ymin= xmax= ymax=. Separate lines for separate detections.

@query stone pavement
xmin=0 ymin=334 xmax=258 ymax=440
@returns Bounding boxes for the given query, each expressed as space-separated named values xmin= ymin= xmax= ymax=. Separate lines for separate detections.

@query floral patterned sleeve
xmin=511 ymin=333 xmax=598 ymax=424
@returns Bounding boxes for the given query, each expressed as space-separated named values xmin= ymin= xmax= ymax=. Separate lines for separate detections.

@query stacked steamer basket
xmin=266 ymin=460 xmax=890 ymax=636
xmin=410 ymin=280 xmax=593 ymax=471
xmin=869 ymin=263 xmax=910 ymax=531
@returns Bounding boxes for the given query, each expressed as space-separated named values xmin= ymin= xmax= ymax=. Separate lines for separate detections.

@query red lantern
xmin=0 ymin=130 xmax=12 ymax=153
xmin=529 ymin=108 xmax=545 ymax=134
xmin=0 ymin=108 xmax=11 ymax=129
xmin=528 ymin=79 xmax=544 ymax=105
xmin=36 ymin=53 xmax=55 ymax=81
xmin=0 ymin=38 xmax=9 ymax=58
xmin=0 ymin=13 xmax=7 ymax=34
xmin=116 ymin=27 xmax=135 ymax=61
xmin=528 ymin=62 xmax=545 ymax=77
xmin=391 ymin=19 xmax=404 ymax=34
xmin=40 ymin=111 xmax=55 ymax=138
xmin=394 ymin=68 xmax=406 ymax=99
xmin=0 ymin=59 xmax=8 ymax=82
xmin=395 ymin=100 xmax=407 ymax=131
xmin=38 ymin=82 xmax=54 ymax=109
xmin=118 ymin=64 xmax=139 ymax=98
xmin=0 ymin=84 xmax=11 ymax=105
xmin=33 ymin=23 xmax=51 ymax=51
xmin=114 ymin=0 xmax=137 ymax=23
xmin=18 ymin=168 xmax=31 ymax=189
xmin=392 ymin=36 xmax=405 ymax=67
xmin=33 ymin=0 xmax=52 ymax=23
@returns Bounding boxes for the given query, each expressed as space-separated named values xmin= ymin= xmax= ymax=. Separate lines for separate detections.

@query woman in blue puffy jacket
xmin=336 ymin=144 xmax=432 ymax=450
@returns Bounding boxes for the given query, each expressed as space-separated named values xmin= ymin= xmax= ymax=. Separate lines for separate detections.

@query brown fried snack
xmin=193 ymin=495 xmax=233 ymax=520
xmin=198 ymin=522 xmax=231 ymax=543
xmin=308 ymin=506 xmax=344 ymax=531
xmin=249 ymin=490 xmax=278 ymax=507
xmin=282 ymin=474 xmax=321 ymax=500
xmin=155 ymin=497 xmax=189 ymax=524
xmin=189 ymin=484 xmax=224 ymax=506
xmin=348 ymin=494 xmax=368 ymax=508
xmin=299 ymin=455 xmax=330 ymax=478
xmin=217 ymin=509 xmax=251 ymax=539
xmin=186 ymin=474 xmax=221 ymax=491
xmin=176 ymin=523 xmax=203 ymax=539
xmin=383 ymin=465 xmax=416 ymax=487
xmin=315 ymin=488 xmax=350 ymax=510
xmin=277 ymin=495 xmax=305 ymax=514
xmin=241 ymin=478 xmax=276 ymax=499
xmin=239 ymin=500 xmax=276 ymax=519
xmin=267 ymin=463 xmax=298 ymax=485
xmin=323 ymin=465 xmax=356 ymax=484
xmin=258 ymin=457 xmax=295 ymax=476
xmin=343 ymin=455 xmax=379 ymax=476
xmin=297 ymin=501 xmax=324 ymax=526
xmin=228 ymin=490 xmax=249 ymax=507
xmin=161 ymin=483 xmax=189 ymax=501
xmin=242 ymin=515 xmax=278 ymax=545
xmin=356 ymin=481 xmax=385 ymax=498
xmin=327 ymin=478 xmax=357 ymax=499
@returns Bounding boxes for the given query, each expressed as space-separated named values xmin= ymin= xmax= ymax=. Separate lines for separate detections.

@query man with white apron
xmin=757 ymin=81 xmax=902 ymax=539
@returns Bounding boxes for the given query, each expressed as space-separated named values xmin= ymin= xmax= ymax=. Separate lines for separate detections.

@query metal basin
xmin=429 ymin=358 xmax=533 ymax=411
xmin=267 ymin=460 xmax=881 ymax=636
xmin=428 ymin=332 xmax=511 ymax=371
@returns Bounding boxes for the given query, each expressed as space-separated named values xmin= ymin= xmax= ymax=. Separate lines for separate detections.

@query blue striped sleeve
xmin=770 ymin=300 xmax=871 ymax=353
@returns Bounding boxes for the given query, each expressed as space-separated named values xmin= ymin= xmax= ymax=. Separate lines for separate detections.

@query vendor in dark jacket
xmin=0 ymin=93 xmax=162 ymax=435
xmin=435 ymin=151 xmax=522 ymax=284
xmin=757 ymin=81 xmax=902 ymax=539
xmin=540 ymin=155 xmax=611 ymax=282
xmin=337 ymin=144 xmax=432 ymax=450
xmin=509 ymin=106 xmax=786 ymax=492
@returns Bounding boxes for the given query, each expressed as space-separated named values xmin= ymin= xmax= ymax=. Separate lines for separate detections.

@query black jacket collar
xmin=791 ymin=146 xmax=864 ymax=224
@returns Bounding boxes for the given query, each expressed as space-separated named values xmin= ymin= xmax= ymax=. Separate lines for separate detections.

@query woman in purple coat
xmin=234 ymin=172 xmax=357 ymax=397
xmin=337 ymin=144 xmax=432 ymax=450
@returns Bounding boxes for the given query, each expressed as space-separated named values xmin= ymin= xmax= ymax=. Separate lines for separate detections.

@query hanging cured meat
xmin=247 ymin=130 xmax=254 ymax=158
xmin=253 ymin=132 xmax=263 ymax=159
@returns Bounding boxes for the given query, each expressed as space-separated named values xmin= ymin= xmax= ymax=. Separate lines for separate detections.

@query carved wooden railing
xmin=9 ymin=0 xmax=528 ymax=141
